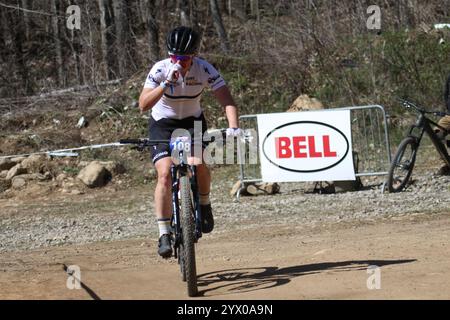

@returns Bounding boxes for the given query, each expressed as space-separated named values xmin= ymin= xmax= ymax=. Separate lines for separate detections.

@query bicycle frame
xmin=406 ymin=113 xmax=450 ymax=167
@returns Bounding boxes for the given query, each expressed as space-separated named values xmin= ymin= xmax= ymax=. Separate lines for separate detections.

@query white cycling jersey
xmin=144 ymin=57 xmax=226 ymax=120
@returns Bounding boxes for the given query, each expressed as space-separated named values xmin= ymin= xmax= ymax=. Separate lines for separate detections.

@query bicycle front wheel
xmin=179 ymin=175 xmax=198 ymax=297
xmin=387 ymin=136 xmax=418 ymax=193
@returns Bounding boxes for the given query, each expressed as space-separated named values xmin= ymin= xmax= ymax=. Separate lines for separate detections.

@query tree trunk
xmin=112 ymin=0 xmax=128 ymax=77
xmin=142 ymin=0 xmax=160 ymax=63
xmin=51 ymin=0 xmax=65 ymax=87
xmin=249 ymin=0 xmax=259 ymax=22
xmin=209 ymin=0 xmax=230 ymax=52
xmin=231 ymin=0 xmax=247 ymax=21
xmin=159 ymin=0 xmax=170 ymax=30
xmin=397 ymin=0 xmax=406 ymax=29
xmin=20 ymin=0 xmax=31 ymax=40
xmin=0 ymin=5 xmax=12 ymax=49
xmin=189 ymin=0 xmax=200 ymax=33
xmin=98 ymin=0 xmax=116 ymax=79
xmin=406 ymin=0 xmax=417 ymax=28
xmin=6 ymin=7 xmax=33 ymax=95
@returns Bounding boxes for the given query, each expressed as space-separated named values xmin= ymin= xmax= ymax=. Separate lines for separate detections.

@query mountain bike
xmin=120 ymin=134 xmax=213 ymax=297
xmin=386 ymin=99 xmax=450 ymax=192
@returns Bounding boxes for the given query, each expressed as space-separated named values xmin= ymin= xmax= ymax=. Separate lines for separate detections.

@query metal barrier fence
xmin=238 ymin=105 xmax=391 ymax=187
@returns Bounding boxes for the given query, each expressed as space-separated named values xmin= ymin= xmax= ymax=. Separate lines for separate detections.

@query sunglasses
xmin=169 ymin=54 xmax=193 ymax=61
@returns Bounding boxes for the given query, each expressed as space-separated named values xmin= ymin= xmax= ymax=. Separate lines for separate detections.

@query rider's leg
xmin=154 ymin=157 xmax=173 ymax=220
xmin=187 ymin=156 xmax=211 ymax=198
xmin=196 ymin=163 xmax=211 ymax=197
xmin=154 ymin=157 xmax=174 ymax=257
xmin=436 ymin=116 xmax=450 ymax=175
xmin=438 ymin=116 xmax=450 ymax=131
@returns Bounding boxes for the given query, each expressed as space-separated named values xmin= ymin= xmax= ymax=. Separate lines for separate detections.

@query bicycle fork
xmin=171 ymin=165 xmax=181 ymax=259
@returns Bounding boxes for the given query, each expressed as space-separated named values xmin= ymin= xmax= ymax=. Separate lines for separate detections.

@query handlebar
xmin=119 ymin=129 xmax=230 ymax=149
xmin=119 ymin=138 xmax=167 ymax=145
xmin=398 ymin=98 xmax=448 ymax=117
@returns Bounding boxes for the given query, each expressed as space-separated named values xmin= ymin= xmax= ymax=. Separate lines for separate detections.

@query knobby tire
xmin=387 ymin=136 xmax=418 ymax=192
xmin=179 ymin=175 xmax=198 ymax=297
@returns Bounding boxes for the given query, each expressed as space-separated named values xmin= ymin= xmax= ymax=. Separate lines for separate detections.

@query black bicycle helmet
xmin=166 ymin=26 xmax=200 ymax=55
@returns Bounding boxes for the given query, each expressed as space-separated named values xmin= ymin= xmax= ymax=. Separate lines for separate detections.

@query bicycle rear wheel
xmin=179 ymin=175 xmax=198 ymax=297
xmin=387 ymin=136 xmax=418 ymax=192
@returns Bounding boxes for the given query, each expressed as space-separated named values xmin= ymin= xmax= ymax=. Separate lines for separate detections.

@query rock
xmin=0 ymin=170 xmax=8 ymax=179
xmin=21 ymin=155 xmax=45 ymax=170
xmin=56 ymin=173 xmax=68 ymax=183
xmin=246 ymin=184 xmax=259 ymax=195
xmin=99 ymin=161 xmax=126 ymax=175
xmin=77 ymin=161 xmax=110 ymax=187
xmin=286 ymin=95 xmax=324 ymax=112
xmin=62 ymin=181 xmax=76 ymax=189
xmin=0 ymin=159 xmax=16 ymax=171
xmin=231 ymin=181 xmax=280 ymax=196
xmin=5 ymin=164 xmax=27 ymax=181
xmin=77 ymin=161 xmax=90 ymax=168
xmin=0 ymin=179 xmax=12 ymax=192
xmin=258 ymin=182 xmax=280 ymax=194
xmin=11 ymin=177 xmax=26 ymax=189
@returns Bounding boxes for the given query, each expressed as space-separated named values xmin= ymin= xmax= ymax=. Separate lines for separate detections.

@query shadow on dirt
xmin=62 ymin=264 xmax=101 ymax=300
xmin=196 ymin=259 xmax=416 ymax=297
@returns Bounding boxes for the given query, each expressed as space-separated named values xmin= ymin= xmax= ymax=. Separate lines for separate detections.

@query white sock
xmin=199 ymin=193 xmax=210 ymax=205
xmin=157 ymin=218 xmax=171 ymax=237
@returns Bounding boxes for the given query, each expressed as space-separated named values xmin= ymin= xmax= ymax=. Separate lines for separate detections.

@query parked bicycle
xmin=386 ymin=99 xmax=450 ymax=192
xmin=120 ymin=130 xmax=226 ymax=297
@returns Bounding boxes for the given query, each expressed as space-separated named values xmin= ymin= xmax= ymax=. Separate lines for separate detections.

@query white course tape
xmin=0 ymin=142 xmax=125 ymax=160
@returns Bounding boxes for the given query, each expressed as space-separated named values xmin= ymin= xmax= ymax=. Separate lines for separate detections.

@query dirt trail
xmin=1 ymin=212 xmax=449 ymax=300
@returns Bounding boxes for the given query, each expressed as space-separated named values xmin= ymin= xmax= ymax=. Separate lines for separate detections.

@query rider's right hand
xmin=166 ymin=63 xmax=182 ymax=84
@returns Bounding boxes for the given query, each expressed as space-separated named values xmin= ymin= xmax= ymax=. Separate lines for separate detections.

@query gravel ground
xmin=1 ymin=158 xmax=450 ymax=253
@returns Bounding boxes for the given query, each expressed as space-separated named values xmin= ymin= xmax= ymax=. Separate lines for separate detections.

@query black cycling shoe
xmin=200 ymin=204 xmax=214 ymax=233
xmin=157 ymin=234 xmax=173 ymax=258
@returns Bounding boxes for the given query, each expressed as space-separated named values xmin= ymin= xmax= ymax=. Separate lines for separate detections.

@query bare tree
xmin=98 ymin=0 xmax=116 ymax=79
xmin=210 ymin=0 xmax=230 ymax=52
xmin=249 ymin=0 xmax=259 ymax=22
xmin=64 ymin=0 xmax=83 ymax=85
xmin=0 ymin=5 xmax=12 ymax=48
xmin=50 ymin=0 xmax=64 ymax=87
xmin=20 ymin=0 xmax=31 ymax=40
xmin=142 ymin=0 xmax=160 ymax=63
xmin=112 ymin=0 xmax=128 ymax=77
xmin=229 ymin=0 xmax=247 ymax=21
xmin=6 ymin=5 xmax=33 ymax=95
xmin=189 ymin=0 xmax=200 ymax=33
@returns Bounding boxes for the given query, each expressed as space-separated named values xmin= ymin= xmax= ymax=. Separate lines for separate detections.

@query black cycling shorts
xmin=148 ymin=113 xmax=208 ymax=164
